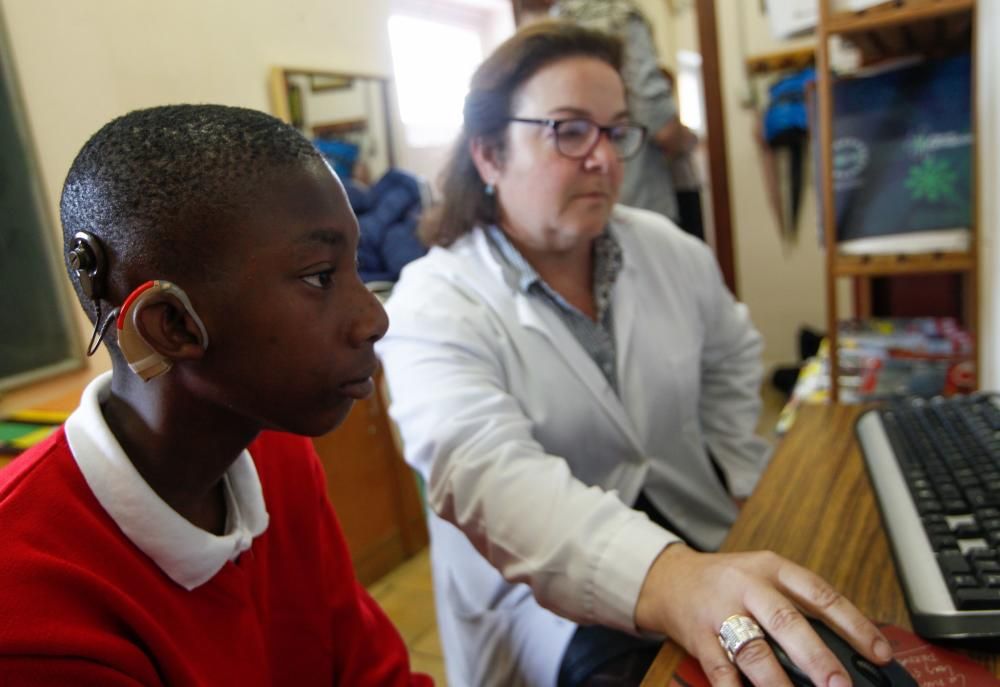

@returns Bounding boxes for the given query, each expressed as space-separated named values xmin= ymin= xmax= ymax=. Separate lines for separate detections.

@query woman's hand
xmin=652 ymin=118 xmax=699 ymax=157
xmin=635 ymin=544 xmax=894 ymax=687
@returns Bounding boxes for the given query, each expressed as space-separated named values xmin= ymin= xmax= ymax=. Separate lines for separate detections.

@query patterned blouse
xmin=485 ymin=225 xmax=624 ymax=393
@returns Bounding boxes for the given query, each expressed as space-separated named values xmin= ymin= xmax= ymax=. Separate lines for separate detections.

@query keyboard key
xmin=958 ymin=475 xmax=983 ymax=489
xmin=967 ymin=490 xmax=1000 ymax=508
xmin=951 ymin=574 xmax=980 ymax=588
xmin=937 ymin=552 xmax=972 ymax=575
xmin=973 ymin=559 xmax=1000 ymax=574
xmin=931 ymin=534 xmax=958 ymax=550
xmin=937 ymin=484 xmax=962 ymax=499
xmin=981 ymin=517 xmax=1000 ymax=533
xmin=917 ymin=499 xmax=943 ymax=514
xmin=958 ymin=540 xmax=990 ymax=556
xmin=955 ymin=467 xmax=979 ymax=480
xmin=954 ymin=588 xmax=1000 ymax=610
xmin=953 ymin=523 xmax=983 ymax=538
xmin=926 ymin=522 xmax=952 ymax=536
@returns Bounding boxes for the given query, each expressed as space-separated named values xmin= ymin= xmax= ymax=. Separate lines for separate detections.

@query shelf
xmin=824 ymin=0 xmax=974 ymax=36
xmin=311 ymin=118 xmax=368 ymax=139
xmin=832 ymin=251 xmax=975 ymax=277
xmin=824 ymin=0 xmax=974 ymax=64
xmin=745 ymin=47 xmax=815 ymax=76
xmin=817 ymin=0 xmax=980 ymax=402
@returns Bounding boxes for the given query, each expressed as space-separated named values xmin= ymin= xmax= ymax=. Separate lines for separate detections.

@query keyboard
xmin=855 ymin=394 xmax=1000 ymax=640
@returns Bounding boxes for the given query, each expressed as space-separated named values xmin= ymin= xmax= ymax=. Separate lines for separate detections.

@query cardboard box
xmin=767 ymin=0 xmax=891 ymax=39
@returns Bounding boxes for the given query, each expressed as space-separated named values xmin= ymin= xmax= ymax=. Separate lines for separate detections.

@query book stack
xmin=0 ymin=408 xmax=68 ymax=461
xmin=775 ymin=317 xmax=975 ymax=435
xmin=837 ymin=317 xmax=974 ymax=404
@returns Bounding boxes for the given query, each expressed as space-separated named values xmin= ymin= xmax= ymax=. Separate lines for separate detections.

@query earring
xmin=484 ymin=182 xmax=495 ymax=196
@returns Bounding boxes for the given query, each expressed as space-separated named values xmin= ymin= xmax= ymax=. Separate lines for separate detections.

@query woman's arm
xmin=694 ymin=243 xmax=773 ymax=499
xmin=377 ymin=281 xmax=676 ymax=632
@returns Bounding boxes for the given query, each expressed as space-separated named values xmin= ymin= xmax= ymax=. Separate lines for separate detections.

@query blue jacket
xmin=345 ymin=169 xmax=427 ymax=283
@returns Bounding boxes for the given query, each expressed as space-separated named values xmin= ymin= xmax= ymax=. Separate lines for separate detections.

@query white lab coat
xmin=377 ymin=205 xmax=771 ymax=687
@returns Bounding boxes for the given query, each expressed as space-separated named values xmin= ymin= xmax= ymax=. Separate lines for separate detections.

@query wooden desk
xmin=641 ymin=403 xmax=999 ymax=685
xmin=0 ymin=385 xmax=84 ymax=471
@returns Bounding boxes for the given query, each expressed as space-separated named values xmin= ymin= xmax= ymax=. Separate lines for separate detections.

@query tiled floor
xmin=757 ymin=379 xmax=788 ymax=439
xmin=366 ymin=548 xmax=448 ymax=686
xmin=368 ymin=382 xmax=789 ymax=686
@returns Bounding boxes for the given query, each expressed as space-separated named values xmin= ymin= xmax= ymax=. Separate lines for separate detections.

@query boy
xmin=0 ymin=105 xmax=431 ymax=686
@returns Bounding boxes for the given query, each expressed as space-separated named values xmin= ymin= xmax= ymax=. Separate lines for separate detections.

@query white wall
xmin=0 ymin=0 xmax=395 ymax=410
xmin=715 ymin=1 xmax=827 ymax=370
xmin=1 ymin=0 xmax=394 ymax=214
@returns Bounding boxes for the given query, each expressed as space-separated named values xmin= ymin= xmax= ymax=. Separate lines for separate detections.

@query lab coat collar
xmin=468 ymin=223 xmax=645 ymax=451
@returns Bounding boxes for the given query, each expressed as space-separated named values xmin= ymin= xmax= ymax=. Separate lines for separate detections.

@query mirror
xmin=269 ymin=67 xmax=396 ymax=185
xmin=268 ymin=67 xmax=430 ymax=290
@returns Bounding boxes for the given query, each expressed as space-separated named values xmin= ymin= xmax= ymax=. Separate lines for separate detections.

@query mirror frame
xmin=268 ymin=67 xmax=397 ymax=169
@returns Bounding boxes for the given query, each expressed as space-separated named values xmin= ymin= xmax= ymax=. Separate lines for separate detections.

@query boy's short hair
xmin=60 ymin=104 xmax=325 ymax=321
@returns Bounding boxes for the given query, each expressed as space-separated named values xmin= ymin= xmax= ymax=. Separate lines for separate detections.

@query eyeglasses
xmin=508 ymin=117 xmax=647 ymax=160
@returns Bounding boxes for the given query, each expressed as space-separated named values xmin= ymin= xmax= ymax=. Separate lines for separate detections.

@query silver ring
xmin=717 ymin=614 xmax=765 ymax=662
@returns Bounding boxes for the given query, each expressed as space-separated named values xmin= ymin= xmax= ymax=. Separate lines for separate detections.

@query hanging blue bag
xmin=764 ymin=68 xmax=815 ymax=146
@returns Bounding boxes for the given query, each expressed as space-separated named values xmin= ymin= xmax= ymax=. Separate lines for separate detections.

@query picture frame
xmin=309 ymin=74 xmax=354 ymax=92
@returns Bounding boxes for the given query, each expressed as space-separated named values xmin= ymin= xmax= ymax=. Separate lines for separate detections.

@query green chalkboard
xmin=0 ymin=37 xmax=82 ymax=391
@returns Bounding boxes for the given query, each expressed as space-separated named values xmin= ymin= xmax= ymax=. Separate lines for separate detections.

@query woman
xmin=377 ymin=21 xmax=892 ymax=687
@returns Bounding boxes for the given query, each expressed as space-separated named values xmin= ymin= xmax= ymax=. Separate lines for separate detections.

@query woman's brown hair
xmin=418 ymin=20 xmax=623 ymax=247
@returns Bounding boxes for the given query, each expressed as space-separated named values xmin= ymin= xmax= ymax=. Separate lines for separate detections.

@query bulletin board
xmin=0 ymin=30 xmax=82 ymax=392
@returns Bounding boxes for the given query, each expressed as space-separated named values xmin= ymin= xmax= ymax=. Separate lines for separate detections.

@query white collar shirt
xmin=63 ymin=371 xmax=270 ymax=590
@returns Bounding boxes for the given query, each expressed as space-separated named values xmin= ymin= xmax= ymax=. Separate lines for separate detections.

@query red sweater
xmin=0 ymin=429 xmax=432 ymax=686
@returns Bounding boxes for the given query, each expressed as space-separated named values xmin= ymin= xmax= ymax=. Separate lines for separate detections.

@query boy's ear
xmin=469 ymin=136 xmax=503 ymax=188
xmin=117 ymin=281 xmax=209 ymax=381
xmin=132 ymin=298 xmax=208 ymax=362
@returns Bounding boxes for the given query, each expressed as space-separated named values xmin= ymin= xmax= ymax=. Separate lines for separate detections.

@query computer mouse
xmin=738 ymin=618 xmax=917 ymax=686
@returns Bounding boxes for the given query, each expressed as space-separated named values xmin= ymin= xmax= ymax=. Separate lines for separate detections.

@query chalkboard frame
xmin=0 ymin=16 xmax=84 ymax=393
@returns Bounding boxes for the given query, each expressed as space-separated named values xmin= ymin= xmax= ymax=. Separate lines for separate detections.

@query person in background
xmin=0 ymin=104 xmax=431 ymax=687
xmin=659 ymin=64 xmax=706 ymax=241
xmin=377 ymin=21 xmax=893 ymax=687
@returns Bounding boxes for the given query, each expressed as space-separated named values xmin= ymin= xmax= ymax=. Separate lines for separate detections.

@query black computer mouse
xmin=738 ymin=618 xmax=917 ymax=686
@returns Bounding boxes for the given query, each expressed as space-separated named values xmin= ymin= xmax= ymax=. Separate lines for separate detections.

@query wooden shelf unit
xmin=832 ymin=251 xmax=976 ymax=277
xmin=745 ymin=47 xmax=815 ymax=76
xmin=825 ymin=0 xmax=973 ymax=35
xmin=815 ymin=0 xmax=979 ymax=402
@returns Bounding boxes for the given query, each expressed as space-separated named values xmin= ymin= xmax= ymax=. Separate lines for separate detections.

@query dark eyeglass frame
xmin=507 ymin=117 xmax=647 ymax=160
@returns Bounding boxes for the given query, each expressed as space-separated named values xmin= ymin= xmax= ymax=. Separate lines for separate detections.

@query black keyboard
xmin=855 ymin=394 xmax=1000 ymax=640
